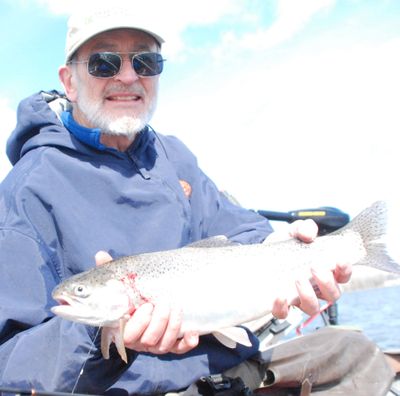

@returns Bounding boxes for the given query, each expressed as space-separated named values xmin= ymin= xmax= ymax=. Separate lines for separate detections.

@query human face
xmin=62 ymin=29 xmax=160 ymax=140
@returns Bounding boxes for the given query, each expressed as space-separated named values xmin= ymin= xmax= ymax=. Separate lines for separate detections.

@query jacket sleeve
xmin=0 ymin=229 xmax=131 ymax=393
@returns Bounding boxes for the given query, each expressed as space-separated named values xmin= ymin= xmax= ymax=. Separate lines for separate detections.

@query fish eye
xmin=74 ymin=285 xmax=89 ymax=298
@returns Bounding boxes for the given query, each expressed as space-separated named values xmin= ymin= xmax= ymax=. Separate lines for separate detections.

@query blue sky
xmin=1 ymin=0 xmax=400 ymax=221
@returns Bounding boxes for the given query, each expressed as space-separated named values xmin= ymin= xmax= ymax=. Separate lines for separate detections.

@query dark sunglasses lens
xmin=132 ymin=53 xmax=164 ymax=76
xmin=88 ymin=53 xmax=121 ymax=77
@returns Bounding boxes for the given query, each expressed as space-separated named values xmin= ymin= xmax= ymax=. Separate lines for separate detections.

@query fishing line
xmin=71 ymin=327 xmax=102 ymax=394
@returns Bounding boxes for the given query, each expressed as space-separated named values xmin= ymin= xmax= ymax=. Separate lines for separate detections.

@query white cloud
xmin=154 ymin=35 xmax=400 ymax=217
xmin=218 ymin=0 xmax=335 ymax=52
xmin=36 ymin=0 xmax=242 ymax=18
xmin=0 ymin=98 xmax=16 ymax=182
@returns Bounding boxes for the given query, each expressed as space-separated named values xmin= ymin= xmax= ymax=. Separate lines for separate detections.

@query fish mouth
xmin=52 ymin=292 xmax=75 ymax=307
xmin=51 ymin=300 xmax=105 ymax=326
xmin=51 ymin=293 xmax=111 ymax=327
xmin=55 ymin=297 xmax=70 ymax=306
xmin=51 ymin=294 xmax=80 ymax=317
xmin=51 ymin=304 xmax=73 ymax=316
xmin=51 ymin=303 xmax=81 ymax=321
xmin=51 ymin=294 xmax=88 ymax=321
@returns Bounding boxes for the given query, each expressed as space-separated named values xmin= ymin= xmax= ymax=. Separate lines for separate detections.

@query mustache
xmin=104 ymin=84 xmax=146 ymax=97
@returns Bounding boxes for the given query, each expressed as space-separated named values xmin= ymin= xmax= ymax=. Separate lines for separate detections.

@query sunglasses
xmin=69 ymin=52 xmax=165 ymax=78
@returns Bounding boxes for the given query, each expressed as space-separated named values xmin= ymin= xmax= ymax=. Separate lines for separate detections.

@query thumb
xmin=95 ymin=250 xmax=113 ymax=266
xmin=289 ymin=219 xmax=318 ymax=243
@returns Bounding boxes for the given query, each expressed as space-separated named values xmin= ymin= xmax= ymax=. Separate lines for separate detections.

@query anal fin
xmin=213 ymin=327 xmax=252 ymax=348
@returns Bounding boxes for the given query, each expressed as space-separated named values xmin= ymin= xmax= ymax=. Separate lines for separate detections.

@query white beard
xmin=102 ymin=115 xmax=147 ymax=138
xmin=75 ymin=82 xmax=157 ymax=139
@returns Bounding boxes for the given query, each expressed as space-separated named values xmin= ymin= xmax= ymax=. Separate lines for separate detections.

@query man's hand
xmin=95 ymin=251 xmax=199 ymax=355
xmin=268 ymin=220 xmax=352 ymax=319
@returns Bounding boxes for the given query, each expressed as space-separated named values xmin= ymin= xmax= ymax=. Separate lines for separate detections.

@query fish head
xmin=51 ymin=270 xmax=135 ymax=327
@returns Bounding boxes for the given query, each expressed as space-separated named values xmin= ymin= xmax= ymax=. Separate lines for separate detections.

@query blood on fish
xmin=119 ymin=272 xmax=151 ymax=314
xmin=122 ymin=272 xmax=137 ymax=284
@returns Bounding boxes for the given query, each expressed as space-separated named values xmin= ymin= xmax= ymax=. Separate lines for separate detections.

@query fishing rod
xmin=0 ymin=388 xmax=97 ymax=396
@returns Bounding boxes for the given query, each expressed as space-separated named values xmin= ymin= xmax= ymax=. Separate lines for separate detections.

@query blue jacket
xmin=0 ymin=91 xmax=273 ymax=394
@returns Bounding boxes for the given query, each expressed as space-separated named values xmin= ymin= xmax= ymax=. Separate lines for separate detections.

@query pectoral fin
xmin=213 ymin=327 xmax=252 ymax=348
xmin=115 ymin=319 xmax=128 ymax=363
xmin=100 ymin=319 xmax=128 ymax=363
xmin=100 ymin=327 xmax=112 ymax=360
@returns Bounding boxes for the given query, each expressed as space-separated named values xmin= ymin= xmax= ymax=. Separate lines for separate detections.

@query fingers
xmin=271 ymin=297 xmax=289 ymax=319
xmin=293 ymin=277 xmax=321 ymax=315
xmin=276 ymin=264 xmax=347 ymax=319
xmin=264 ymin=219 xmax=318 ymax=244
xmin=273 ymin=282 xmax=321 ymax=318
xmin=289 ymin=219 xmax=318 ymax=243
xmin=140 ymin=303 xmax=171 ymax=347
xmin=124 ymin=303 xmax=154 ymax=348
xmin=123 ymin=303 xmax=198 ymax=355
xmin=311 ymin=268 xmax=341 ymax=301
xmin=156 ymin=307 xmax=184 ymax=352
xmin=288 ymin=266 xmax=346 ymax=317
xmin=95 ymin=250 xmax=113 ymax=266
xmin=170 ymin=331 xmax=199 ymax=354
xmin=333 ymin=261 xmax=352 ymax=284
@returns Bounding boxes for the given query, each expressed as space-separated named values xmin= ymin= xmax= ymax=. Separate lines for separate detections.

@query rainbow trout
xmin=51 ymin=201 xmax=400 ymax=362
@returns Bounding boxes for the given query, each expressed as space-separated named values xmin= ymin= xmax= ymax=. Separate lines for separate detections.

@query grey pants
xmin=167 ymin=327 xmax=395 ymax=396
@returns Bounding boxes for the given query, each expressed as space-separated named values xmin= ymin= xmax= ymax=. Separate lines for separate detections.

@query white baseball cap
xmin=65 ymin=6 xmax=165 ymax=62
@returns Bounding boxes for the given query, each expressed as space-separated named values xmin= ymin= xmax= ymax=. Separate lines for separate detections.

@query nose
xmin=114 ymin=57 xmax=140 ymax=84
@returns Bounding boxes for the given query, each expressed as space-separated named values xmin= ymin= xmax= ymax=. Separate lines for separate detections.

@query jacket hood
xmin=6 ymin=91 xmax=77 ymax=165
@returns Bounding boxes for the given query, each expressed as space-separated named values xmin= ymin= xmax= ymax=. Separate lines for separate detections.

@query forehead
xmin=78 ymin=28 xmax=159 ymax=55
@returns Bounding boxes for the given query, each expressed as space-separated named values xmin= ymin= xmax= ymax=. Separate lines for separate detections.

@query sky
xmin=1 ymin=0 xmax=400 ymax=223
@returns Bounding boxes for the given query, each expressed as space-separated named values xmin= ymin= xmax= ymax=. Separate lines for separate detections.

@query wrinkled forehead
xmin=75 ymin=28 xmax=160 ymax=58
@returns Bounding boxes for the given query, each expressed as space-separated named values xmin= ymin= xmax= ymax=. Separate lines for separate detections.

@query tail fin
xmin=341 ymin=201 xmax=400 ymax=274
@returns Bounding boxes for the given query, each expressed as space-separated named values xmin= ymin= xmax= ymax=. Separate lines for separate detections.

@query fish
xmin=51 ymin=200 xmax=400 ymax=363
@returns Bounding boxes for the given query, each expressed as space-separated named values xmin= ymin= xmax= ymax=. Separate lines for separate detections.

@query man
xmin=0 ymin=6 xmax=351 ymax=394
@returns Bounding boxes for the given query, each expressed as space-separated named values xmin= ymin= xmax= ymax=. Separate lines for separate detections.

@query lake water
xmin=338 ymin=284 xmax=400 ymax=350
xmin=300 ymin=284 xmax=400 ymax=351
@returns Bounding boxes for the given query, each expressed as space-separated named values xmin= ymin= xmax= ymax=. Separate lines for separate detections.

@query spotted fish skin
xmin=51 ymin=201 xmax=400 ymax=362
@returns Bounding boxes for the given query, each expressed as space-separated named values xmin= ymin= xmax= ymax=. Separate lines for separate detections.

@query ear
xmin=59 ymin=65 xmax=78 ymax=102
